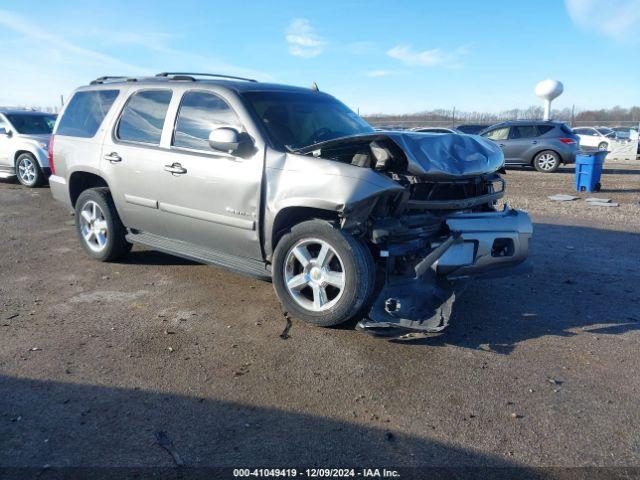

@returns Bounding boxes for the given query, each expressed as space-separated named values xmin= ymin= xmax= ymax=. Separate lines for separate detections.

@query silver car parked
xmin=48 ymin=73 xmax=532 ymax=334
xmin=0 ymin=109 xmax=56 ymax=187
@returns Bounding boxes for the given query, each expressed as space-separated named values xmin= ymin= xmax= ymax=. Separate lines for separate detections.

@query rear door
xmin=100 ymin=88 xmax=174 ymax=235
xmin=156 ymin=89 xmax=264 ymax=260
xmin=504 ymin=125 xmax=540 ymax=164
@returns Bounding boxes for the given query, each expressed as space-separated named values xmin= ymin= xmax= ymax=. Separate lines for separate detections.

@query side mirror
xmin=208 ymin=127 xmax=242 ymax=153
xmin=0 ymin=128 xmax=9 ymax=136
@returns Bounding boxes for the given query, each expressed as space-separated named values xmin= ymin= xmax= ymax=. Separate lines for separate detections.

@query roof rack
xmin=90 ymin=76 xmax=138 ymax=85
xmin=155 ymin=72 xmax=258 ymax=83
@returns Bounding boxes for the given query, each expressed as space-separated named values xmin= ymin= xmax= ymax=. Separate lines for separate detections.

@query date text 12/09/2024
xmin=233 ymin=468 xmax=401 ymax=478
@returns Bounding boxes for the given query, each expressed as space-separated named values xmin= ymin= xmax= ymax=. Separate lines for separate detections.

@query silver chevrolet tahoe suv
xmin=49 ymin=72 xmax=532 ymax=334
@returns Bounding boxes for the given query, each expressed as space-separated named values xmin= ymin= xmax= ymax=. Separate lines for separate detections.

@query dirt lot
xmin=1 ymin=164 xmax=639 ymax=471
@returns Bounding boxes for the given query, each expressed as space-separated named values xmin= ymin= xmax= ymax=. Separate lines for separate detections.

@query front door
xmin=157 ymin=90 xmax=263 ymax=260
xmin=504 ymin=125 xmax=539 ymax=164
xmin=0 ymin=115 xmax=12 ymax=168
xmin=100 ymin=88 xmax=174 ymax=235
xmin=481 ymin=126 xmax=511 ymax=161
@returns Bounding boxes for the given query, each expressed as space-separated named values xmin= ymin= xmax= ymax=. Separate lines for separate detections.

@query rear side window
xmin=509 ymin=125 xmax=538 ymax=139
xmin=537 ymin=125 xmax=554 ymax=135
xmin=560 ymin=124 xmax=574 ymax=135
xmin=57 ymin=90 xmax=119 ymax=138
xmin=117 ymin=90 xmax=172 ymax=145
xmin=173 ymin=91 xmax=242 ymax=150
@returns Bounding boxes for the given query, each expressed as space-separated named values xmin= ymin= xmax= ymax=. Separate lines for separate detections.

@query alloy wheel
xmin=79 ymin=200 xmax=109 ymax=253
xmin=537 ymin=153 xmax=557 ymax=171
xmin=17 ymin=157 xmax=37 ymax=185
xmin=284 ymin=238 xmax=345 ymax=312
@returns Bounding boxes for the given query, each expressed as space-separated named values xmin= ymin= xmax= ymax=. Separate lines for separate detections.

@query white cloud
xmin=0 ymin=9 xmax=271 ymax=107
xmin=565 ymin=0 xmax=640 ymax=42
xmin=0 ymin=9 xmax=145 ymax=74
xmin=387 ymin=45 xmax=445 ymax=67
xmin=386 ymin=44 xmax=467 ymax=68
xmin=286 ymin=18 xmax=326 ymax=58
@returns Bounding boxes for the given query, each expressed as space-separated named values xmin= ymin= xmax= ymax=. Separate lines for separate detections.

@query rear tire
xmin=75 ymin=188 xmax=132 ymax=262
xmin=15 ymin=153 xmax=44 ymax=187
xmin=533 ymin=150 xmax=560 ymax=173
xmin=272 ymin=220 xmax=375 ymax=327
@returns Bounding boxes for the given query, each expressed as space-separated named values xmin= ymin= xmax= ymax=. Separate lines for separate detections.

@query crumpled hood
xmin=302 ymin=131 xmax=504 ymax=178
xmin=384 ymin=131 xmax=504 ymax=177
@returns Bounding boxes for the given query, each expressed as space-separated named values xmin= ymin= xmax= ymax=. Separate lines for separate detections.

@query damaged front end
xmin=299 ymin=132 xmax=533 ymax=335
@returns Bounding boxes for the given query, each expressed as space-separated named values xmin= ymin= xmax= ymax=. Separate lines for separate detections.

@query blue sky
xmin=0 ymin=0 xmax=638 ymax=114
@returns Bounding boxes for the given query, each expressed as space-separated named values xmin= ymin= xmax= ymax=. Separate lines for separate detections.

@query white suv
xmin=0 ymin=109 xmax=56 ymax=187
xmin=572 ymin=126 xmax=617 ymax=151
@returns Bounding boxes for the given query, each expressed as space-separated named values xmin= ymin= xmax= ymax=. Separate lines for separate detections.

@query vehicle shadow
xmin=552 ymin=166 xmax=640 ymax=176
xmin=394 ymin=223 xmax=640 ymax=353
xmin=118 ymin=249 xmax=197 ymax=266
xmin=0 ymin=375 xmax=532 ymax=474
xmin=0 ymin=177 xmax=51 ymax=188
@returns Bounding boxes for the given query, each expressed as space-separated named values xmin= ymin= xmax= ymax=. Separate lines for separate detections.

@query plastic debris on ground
xmin=548 ymin=194 xmax=578 ymax=202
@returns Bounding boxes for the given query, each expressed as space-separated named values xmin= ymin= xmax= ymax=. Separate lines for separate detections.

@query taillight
xmin=48 ymin=135 xmax=55 ymax=174
xmin=559 ymin=137 xmax=576 ymax=144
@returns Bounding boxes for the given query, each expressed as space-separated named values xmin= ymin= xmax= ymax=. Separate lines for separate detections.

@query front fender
xmin=10 ymin=141 xmax=49 ymax=168
xmin=263 ymin=149 xmax=404 ymax=256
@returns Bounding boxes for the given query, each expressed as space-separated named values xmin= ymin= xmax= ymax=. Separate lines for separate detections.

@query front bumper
xmin=359 ymin=207 xmax=532 ymax=335
xmin=437 ymin=208 xmax=532 ymax=280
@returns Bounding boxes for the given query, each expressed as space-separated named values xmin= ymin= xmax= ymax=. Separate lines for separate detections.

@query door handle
xmin=498 ymin=143 xmax=505 ymax=147
xmin=164 ymin=162 xmax=187 ymax=175
xmin=104 ymin=152 xmax=122 ymax=163
xmin=531 ymin=140 xmax=538 ymax=144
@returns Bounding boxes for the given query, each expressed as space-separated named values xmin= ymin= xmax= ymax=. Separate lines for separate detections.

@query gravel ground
xmin=0 ymin=163 xmax=639 ymax=471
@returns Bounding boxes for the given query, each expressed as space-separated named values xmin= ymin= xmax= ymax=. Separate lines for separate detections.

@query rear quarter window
xmin=510 ymin=125 xmax=538 ymax=138
xmin=537 ymin=125 xmax=555 ymax=135
xmin=56 ymin=90 xmax=119 ymax=138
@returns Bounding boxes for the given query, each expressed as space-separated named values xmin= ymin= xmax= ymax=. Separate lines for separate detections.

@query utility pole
xmin=452 ymin=106 xmax=456 ymax=128
xmin=571 ymin=104 xmax=575 ymax=127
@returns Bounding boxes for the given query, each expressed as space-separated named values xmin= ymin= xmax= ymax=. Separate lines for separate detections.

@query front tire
xmin=272 ymin=220 xmax=375 ymax=327
xmin=75 ymin=188 xmax=132 ymax=262
xmin=533 ymin=150 xmax=560 ymax=173
xmin=15 ymin=153 xmax=44 ymax=187
xmin=598 ymin=142 xmax=608 ymax=151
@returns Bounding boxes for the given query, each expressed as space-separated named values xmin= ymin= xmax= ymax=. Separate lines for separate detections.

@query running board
xmin=126 ymin=231 xmax=271 ymax=281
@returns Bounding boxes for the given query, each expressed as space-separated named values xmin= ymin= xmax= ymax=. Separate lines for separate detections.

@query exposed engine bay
xmin=298 ymin=132 xmax=533 ymax=335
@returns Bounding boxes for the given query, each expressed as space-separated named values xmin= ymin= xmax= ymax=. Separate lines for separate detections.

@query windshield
xmin=6 ymin=113 xmax=56 ymax=135
xmin=242 ymin=91 xmax=374 ymax=150
xmin=596 ymin=128 xmax=615 ymax=137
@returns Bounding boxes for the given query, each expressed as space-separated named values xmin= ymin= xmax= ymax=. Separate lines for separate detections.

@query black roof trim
xmin=90 ymin=76 xmax=138 ymax=85
xmin=155 ymin=72 xmax=258 ymax=83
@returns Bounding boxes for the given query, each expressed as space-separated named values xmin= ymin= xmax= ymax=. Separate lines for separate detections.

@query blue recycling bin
xmin=575 ymin=150 xmax=607 ymax=192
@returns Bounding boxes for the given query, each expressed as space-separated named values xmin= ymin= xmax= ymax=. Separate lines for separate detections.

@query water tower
xmin=535 ymin=79 xmax=563 ymax=121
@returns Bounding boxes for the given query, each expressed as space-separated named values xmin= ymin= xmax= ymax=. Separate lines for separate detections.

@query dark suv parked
xmin=479 ymin=120 xmax=579 ymax=173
